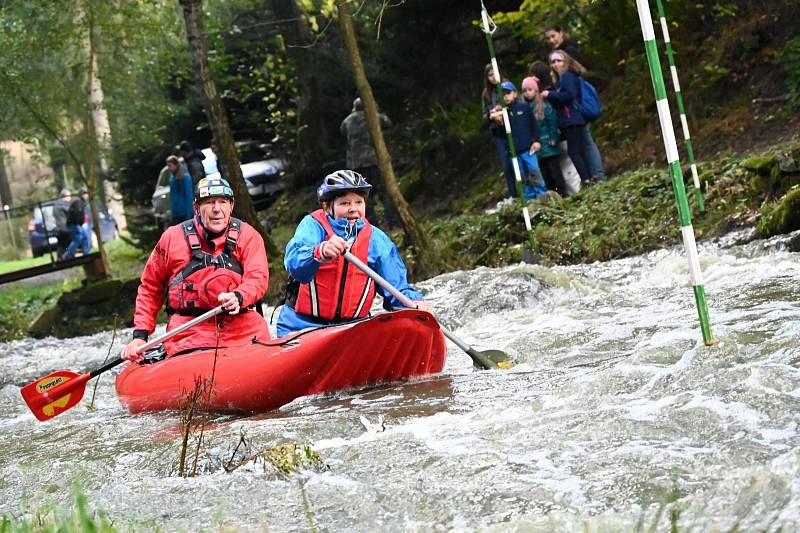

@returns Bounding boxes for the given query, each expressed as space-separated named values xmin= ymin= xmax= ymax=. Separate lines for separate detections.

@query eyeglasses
xmin=550 ymin=58 xmax=564 ymax=64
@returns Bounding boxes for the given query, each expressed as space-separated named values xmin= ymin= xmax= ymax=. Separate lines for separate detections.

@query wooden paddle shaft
xmin=343 ymin=252 xmax=473 ymax=354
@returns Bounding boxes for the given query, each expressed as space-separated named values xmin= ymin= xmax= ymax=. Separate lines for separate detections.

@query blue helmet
xmin=316 ymin=170 xmax=372 ymax=203
xmin=195 ymin=176 xmax=234 ymax=202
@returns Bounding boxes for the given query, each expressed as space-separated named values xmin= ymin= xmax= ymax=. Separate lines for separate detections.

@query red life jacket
xmin=294 ymin=209 xmax=375 ymax=321
xmin=165 ymin=218 xmax=245 ymax=315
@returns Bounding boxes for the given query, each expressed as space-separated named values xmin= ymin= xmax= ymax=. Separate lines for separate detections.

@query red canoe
xmin=115 ymin=310 xmax=446 ymax=414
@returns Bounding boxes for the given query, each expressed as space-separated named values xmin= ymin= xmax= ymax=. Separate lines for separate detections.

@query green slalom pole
xmin=655 ymin=0 xmax=705 ymax=212
xmin=480 ymin=2 xmax=538 ymax=260
xmin=637 ymin=0 xmax=715 ymax=345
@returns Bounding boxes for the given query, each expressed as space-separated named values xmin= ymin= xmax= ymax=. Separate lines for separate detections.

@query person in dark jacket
xmin=542 ymin=50 xmax=592 ymax=184
xmin=63 ymin=188 xmax=88 ymax=258
xmin=544 ymin=25 xmax=582 ymax=64
xmin=179 ymin=140 xmax=207 ymax=185
xmin=52 ymin=188 xmax=72 ymax=258
xmin=482 ymin=64 xmax=517 ymax=199
xmin=543 ymin=26 xmax=606 ymax=182
xmin=339 ymin=98 xmax=396 ymax=226
xmin=497 ymin=81 xmax=546 ymax=199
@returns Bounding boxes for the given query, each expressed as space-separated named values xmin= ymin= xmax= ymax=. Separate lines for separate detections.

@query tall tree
xmin=334 ymin=0 xmax=429 ymax=262
xmin=0 ymin=152 xmax=11 ymax=208
xmin=178 ymin=0 xmax=279 ymax=258
xmin=84 ymin=3 xmax=111 ymax=278
xmin=269 ymin=0 xmax=331 ymax=183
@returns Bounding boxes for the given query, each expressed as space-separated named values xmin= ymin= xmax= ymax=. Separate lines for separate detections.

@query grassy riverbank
xmin=386 ymin=137 xmax=800 ymax=274
xmin=0 ymin=240 xmax=148 ymax=341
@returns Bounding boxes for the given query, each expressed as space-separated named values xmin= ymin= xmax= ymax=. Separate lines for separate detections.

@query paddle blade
xmin=468 ymin=348 xmax=516 ymax=370
xmin=20 ymin=371 xmax=89 ymax=422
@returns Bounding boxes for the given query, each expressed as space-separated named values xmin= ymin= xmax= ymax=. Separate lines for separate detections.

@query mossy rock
xmin=28 ymin=308 xmax=62 ymax=338
xmin=758 ymin=188 xmax=800 ymax=236
xmin=742 ymin=155 xmax=778 ymax=175
xmin=76 ymin=279 xmax=123 ymax=305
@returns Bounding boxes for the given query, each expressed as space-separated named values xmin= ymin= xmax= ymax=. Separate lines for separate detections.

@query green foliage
xmin=0 ymin=482 xmax=116 ymax=533
xmin=0 ymin=281 xmax=78 ymax=342
xmin=758 ymin=187 xmax=800 ymax=236
xmin=776 ymin=36 xmax=800 ymax=101
xmin=418 ymin=138 xmax=789 ymax=271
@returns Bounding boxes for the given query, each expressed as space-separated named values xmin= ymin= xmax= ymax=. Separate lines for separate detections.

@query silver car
xmin=151 ymin=143 xmax=286 ymax=226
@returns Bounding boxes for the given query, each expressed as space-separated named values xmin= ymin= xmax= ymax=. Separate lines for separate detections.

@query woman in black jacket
xmin=544 ymin=25 xmax=581 ymax=64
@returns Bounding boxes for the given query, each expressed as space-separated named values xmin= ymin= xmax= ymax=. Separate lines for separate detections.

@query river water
xmin=1 ymin=230 xmax=800 ymax=531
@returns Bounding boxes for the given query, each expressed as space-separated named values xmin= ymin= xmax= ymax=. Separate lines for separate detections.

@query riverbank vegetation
xmin=0 ymin=484 xmax=115 ymax=533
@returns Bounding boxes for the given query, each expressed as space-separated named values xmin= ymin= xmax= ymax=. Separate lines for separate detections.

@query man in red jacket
xmin=122 ymin=177 xmax=269 ymax=361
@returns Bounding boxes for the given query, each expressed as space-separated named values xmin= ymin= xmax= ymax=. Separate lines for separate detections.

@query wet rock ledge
xmin=28 ymin=278 xmax=140 ymax=339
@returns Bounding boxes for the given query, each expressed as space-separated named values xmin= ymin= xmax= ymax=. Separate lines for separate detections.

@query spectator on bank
xmin=339 ymin=97 xmax=396 ymax=225
xmin=542 ymin=50 xmax=593 ymax=185
xmin=530 ymin=60 xmax=553 ymax=91
xmin=522 ymin=76 xmax=566 ymax=196
xmin=543 ymin=26 xmax=606 ymax=182
xmin=53 ymin=188 xmax=72 ymax=258
xmin=544 ymin=25 xmax=582 ymax=64
xmin=63 ymin=187 xmax=88 ymax=259
xmin=482 ymin=64 xmax=517 ymax=199
xmin=178 ymin=140 xmax=207 ymax=185
xmin=497 ymin=81 xmax=546 ymax=200
xmin=166 ymin=155 xmax=194 ymax=226
xmin=77 ymin=187 xmax=92 ymax=255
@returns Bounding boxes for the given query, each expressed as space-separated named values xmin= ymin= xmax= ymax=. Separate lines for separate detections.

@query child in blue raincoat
xmin=276 ymin=170 xmax=431 ymax=337
xmin=499 ymin=81 xmax=548 ymax=199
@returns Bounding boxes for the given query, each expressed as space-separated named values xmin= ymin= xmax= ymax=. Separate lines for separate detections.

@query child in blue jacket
xmin=499 ymin=81 xmax=547 ymax=199
xmin=277 ymin=170 xmax=430 ymax=337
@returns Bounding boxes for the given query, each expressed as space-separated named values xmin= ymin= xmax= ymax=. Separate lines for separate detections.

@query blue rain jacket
xmin=276 ymin=213 xmax=424 ymax=337
xmin=169 ymin=167 xmax=195 ymax=222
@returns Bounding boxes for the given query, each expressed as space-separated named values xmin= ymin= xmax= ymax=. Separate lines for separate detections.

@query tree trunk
xmin=85 ymin=4 xmax=111 ymax=279
xmin=0 ymin=154 xmax=11 ymax=208
xmin=178 ymin=0 xmax=279 ymax=259
xmin=269 ymin=0 xmax=330 ymax=184
xmin=83 ymin=1 xmax=128 ymax=234
xmin=335 ymin=0 xmax=429 ymax=259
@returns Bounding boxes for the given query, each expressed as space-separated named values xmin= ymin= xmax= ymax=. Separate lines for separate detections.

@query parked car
xmin=28 ymin=201 xmax=119 ymax=257
xmin=151 ymin=142 xmax=287 ymax=226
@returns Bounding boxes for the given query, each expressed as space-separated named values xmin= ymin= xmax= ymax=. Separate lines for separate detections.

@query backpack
xmin=576 ymin=77 xmax=601 ymax=122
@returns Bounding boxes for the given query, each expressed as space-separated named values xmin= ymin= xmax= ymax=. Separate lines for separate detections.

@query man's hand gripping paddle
xmin=343 ymin=252 xmax=514 ymax=370
xmin=20 ymin=305 xmax=225 ymax=422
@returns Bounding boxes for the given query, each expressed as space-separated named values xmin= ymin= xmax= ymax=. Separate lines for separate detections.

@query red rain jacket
xmin=134 ymin=216 xmax=270 ymax=355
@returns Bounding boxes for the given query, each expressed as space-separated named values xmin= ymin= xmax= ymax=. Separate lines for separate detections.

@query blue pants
xmin=583 ymin=125 xmax=605 ymax=182
xmin=516 ymin=152 xmax=548 ymax=199
xmin=64 ymin=225 xmax=88 ymax=259
xmin=494 ymin=136 xmax=517 ymax=198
